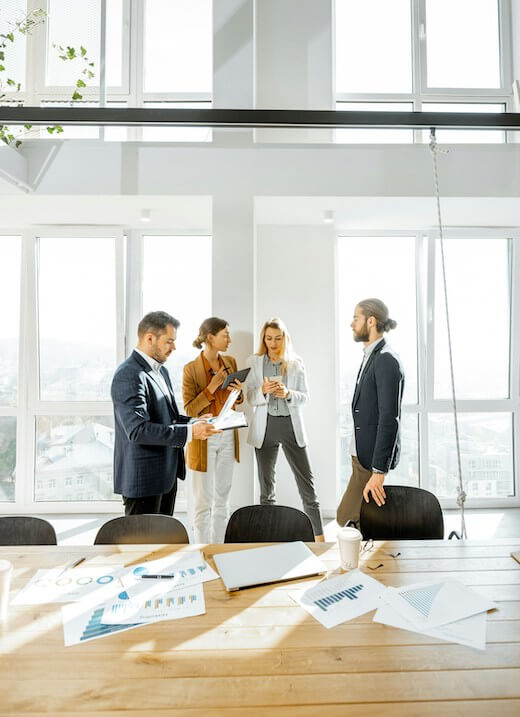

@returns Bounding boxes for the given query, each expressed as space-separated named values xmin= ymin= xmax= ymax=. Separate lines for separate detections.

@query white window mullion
xmin=125 ymin=230 xmax=143 ymax=358
xmin=16 ymin=230 xmax=38 ymax=510
xmin=510 ymin=237 xmax=520 ymax=499
xmin=127 ymin=0 xmax=144 ymax=140
xmin=115 ymin=231 xmax=126 ymax=363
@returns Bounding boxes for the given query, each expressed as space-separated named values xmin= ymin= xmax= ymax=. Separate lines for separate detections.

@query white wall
xmin=255 ymin=225 xmax=338 ymax=512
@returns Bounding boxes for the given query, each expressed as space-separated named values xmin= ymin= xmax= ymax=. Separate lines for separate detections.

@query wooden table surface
xmin=0 ymin=539 xmax=519 ymax=716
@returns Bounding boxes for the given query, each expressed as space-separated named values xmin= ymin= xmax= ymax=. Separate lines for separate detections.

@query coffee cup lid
xmin=338 ymin=526 xmax=362 ymax=540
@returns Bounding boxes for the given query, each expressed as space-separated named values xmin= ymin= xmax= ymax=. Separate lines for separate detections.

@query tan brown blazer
xmin=182 ymin=352 xmax=243 ymax=472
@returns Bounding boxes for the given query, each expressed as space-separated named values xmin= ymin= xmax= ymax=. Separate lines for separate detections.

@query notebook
xmin=213 ymin=541 xmax=327 ymax=592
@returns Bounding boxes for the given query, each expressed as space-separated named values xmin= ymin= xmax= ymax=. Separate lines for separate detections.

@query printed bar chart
xmin=315 ymin=584 xmax=363 ymax=611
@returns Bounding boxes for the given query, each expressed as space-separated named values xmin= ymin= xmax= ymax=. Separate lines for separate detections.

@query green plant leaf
xmin=87 ymin=71 xmax=94 ymax=79
xmin=80 ymin=46 xmax=87 ymax=56
xmin=66 ymin=46 xmax=76 ymax=59
xmin=71 ymin=90 xmax=82 ymax=100
xmin=6 ymin=78 xmax=15 ymax=86
xmin=24 ymin=124 xmax=32 ymax=130
xmin=46 ymin=126 xmax=55 ymax=134
xmin=0 ymin=51 xmax=4 ymax=61
xmin=56 ymin=125 xmax=64 ymax=133
xmin=76 ymin=79 xmax=86 ymax=88
xmin=0 ymin=65 xmax=5 ymax=72
xmin=7 ymin=33 xmax=14 ymax=43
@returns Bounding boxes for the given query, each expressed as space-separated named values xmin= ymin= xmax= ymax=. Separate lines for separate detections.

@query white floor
xmin=42 ymin=508 xmax=520 ymax=546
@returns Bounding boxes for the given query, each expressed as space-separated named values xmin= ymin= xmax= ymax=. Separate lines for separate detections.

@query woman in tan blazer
xmin=183 ymin=317 xmax=244 ymax=543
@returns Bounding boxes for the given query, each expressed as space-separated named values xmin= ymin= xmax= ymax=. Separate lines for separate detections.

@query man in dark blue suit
xmin=337 ymin=299 xmax=405 ymax=527
xmin=111 ymin=311 xmax=218 ymax=516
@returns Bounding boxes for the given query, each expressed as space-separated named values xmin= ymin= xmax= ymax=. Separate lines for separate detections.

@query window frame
xmin=17 ymin=0 xmax=213 ymax=107
xmin=337 ymin=228 xmax=520 ymax=509
xmin=3 ymin=227 xmax=125 ymax=514
xmin=335 ymin=0 xmax=514 ymax=143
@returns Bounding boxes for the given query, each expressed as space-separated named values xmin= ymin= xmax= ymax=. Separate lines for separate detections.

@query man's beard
xmin=353 ymin=324 xmax=369 ymax=342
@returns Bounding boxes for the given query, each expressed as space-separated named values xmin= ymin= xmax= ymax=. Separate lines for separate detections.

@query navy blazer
xmin=352 ymin=339 xmax=405 ymax=473
xmin=111 ymin=350 xmax=190 ymax=498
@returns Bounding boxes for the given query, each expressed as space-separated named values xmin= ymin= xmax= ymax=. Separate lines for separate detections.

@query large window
xmin=338 ymin=233 xmax=517 ymax=505
xmin=5 ymin=0 xmax=213 ymax=106
xmin=0 ymin=230 xmax=212 ymax=512
xmin=37 ymin=236 xmax=117 ymax=401
xmin=142 ymin=234 xmax=212 ymax=397
xmin=335 ymin=0 xmax=512 ymax=143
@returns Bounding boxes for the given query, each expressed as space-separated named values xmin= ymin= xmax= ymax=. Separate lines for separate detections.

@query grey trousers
xmin=336 ymin=455 xmax=372 ymax=527
xmin=255 ymin=415 xmax=324 ymax=536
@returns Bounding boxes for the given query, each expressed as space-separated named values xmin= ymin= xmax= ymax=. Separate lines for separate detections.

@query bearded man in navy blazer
xmin=111 ymin=311 xmax=218 ymax=516
xmin=337 ymin=299 xmax=405 ymax=527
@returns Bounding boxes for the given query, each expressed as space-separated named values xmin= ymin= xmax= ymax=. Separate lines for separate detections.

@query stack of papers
xmin=211 ymin=390 xmax=248 ymax=430
xmin=291 ymin=572 xmax=497 ymax=650
xmin=374 ymin=579 xmax=496 ymax=650
xmin=12 ymin=551 xmax=219 ymax=646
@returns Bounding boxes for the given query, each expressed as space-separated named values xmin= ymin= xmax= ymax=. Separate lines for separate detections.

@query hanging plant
xmin=0 ymin=8 xmax=96 ymax=148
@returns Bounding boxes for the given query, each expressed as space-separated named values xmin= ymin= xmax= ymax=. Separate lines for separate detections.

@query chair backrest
xmin=0 ymin=516 xmax=57 ymax=545
xmin=360 ymin=485 xmax=444 ymax=540
xmin=94 ymin=514 xmax=189 ymax=545
xmin=224 ymin=505 xmax=315 ymax=543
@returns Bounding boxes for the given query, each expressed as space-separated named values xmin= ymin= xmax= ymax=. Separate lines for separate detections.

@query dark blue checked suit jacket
xmin=111 ymin=350 xmax=190 ymax=499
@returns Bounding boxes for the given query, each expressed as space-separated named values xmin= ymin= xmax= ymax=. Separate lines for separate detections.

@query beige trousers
xmin=336 ymin=455 xmax=372 ymax=527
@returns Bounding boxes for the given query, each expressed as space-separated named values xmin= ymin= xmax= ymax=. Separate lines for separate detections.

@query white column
xmin=212 ymin=193 xmax=256 ymax=509
xmin=255 ymin=224 xmax=338 ymax=516
xmin=255 ymin=0 xmax=333 ymax=109
xmin=213 ymin=0 xmax=255 ymax=108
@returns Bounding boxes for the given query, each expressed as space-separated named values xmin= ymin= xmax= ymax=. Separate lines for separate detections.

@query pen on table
xmin=57 ymin=556 xmax=86 ymax=577
xmin=139 ymin=574 xmax=176 ymax=580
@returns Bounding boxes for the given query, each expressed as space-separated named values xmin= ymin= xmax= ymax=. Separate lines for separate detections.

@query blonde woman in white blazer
xmin=246 ymin=318 xmax=324 ymax=541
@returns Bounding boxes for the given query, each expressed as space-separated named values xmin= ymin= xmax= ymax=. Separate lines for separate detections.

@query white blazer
xmin=245 ymin=354 xmax=309 ymax=449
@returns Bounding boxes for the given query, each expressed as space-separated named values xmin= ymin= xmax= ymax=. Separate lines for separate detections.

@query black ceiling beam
xmin=1 ymin=107 xmax=520 ymax=130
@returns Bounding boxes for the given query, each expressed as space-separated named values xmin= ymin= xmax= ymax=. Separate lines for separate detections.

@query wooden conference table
xmin=0 ymin=539 xmax=519 ymax=716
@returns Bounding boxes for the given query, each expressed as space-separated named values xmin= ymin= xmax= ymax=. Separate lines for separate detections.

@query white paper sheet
xmin=382 ymin=578 xmax=496 ymax=630
xmin=374 ymin=603 xmax=488 ymax=650
xmin=62 ymin=594 xmax=144 ymax=647
xmin=101 ymin=582 xmax=205 ymax=625
xmin=290 ymin=568 xmax=386 ymax=629
xmin=119 ymin=550 xmax=219 ymax=598
xmin=11 ymin=566 xmax=126 ymax=605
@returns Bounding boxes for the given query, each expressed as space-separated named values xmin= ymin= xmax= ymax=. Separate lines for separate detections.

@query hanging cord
xmin=429 ymin=128 xmax=467 ymax=540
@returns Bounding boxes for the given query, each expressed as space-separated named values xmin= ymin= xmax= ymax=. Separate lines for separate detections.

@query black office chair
xmin=224 ymin=504 xmax=315 ymax=543
xmin=359 ymin=485 xmax=444 ymax=540
xmin=94 ymin=514 xmax=189 ymax=545
xmin=0 ymin=516 xmax=57 ymax=545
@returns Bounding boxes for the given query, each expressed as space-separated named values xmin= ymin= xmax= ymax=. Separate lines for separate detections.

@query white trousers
xmin=189 ymin=430 xmax=235 ymax=544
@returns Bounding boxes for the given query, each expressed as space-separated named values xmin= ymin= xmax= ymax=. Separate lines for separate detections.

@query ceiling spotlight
xmin=323 ymin=209 xmax=334 ymax=224
xmin=140 ymin=208 xmax=151 ymax=222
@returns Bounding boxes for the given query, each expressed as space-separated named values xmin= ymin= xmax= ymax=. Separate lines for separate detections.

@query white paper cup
xmin=337 ymin=527 xmax=362 ymax=570
xmin=0 ymin=559 xmax=13 ymax=622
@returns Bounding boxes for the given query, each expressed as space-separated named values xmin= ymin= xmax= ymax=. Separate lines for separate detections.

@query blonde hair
xmin=256 ymin=317 xmax=295 ymax=374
